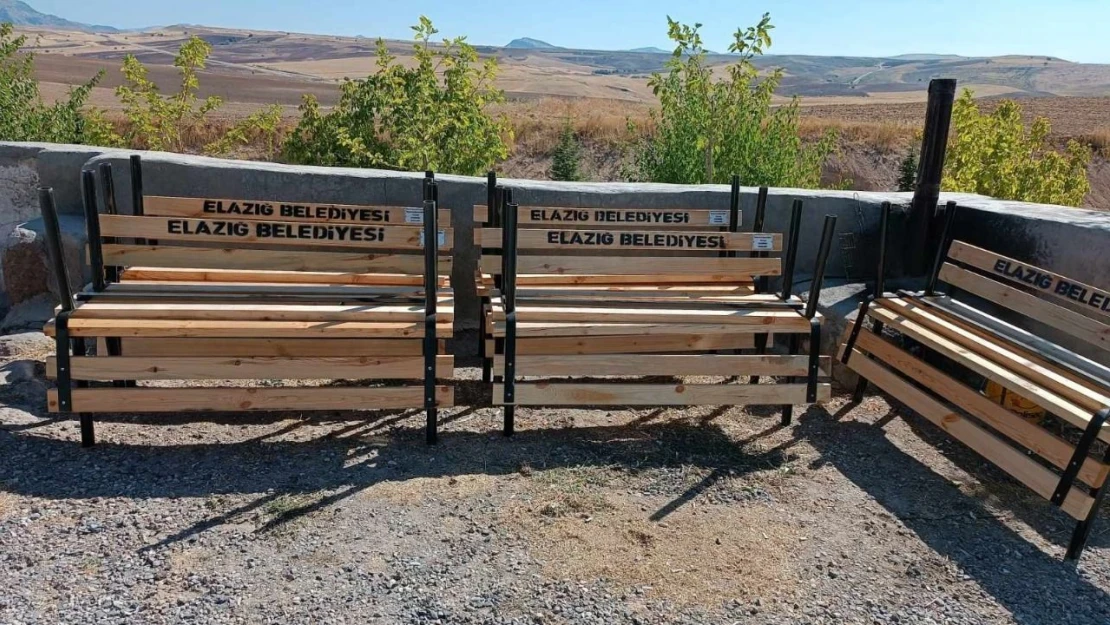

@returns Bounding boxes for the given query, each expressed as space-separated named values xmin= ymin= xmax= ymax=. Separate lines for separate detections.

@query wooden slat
xmin=853 ymin=329 xmax=1109 ymax=488
xmin=48 ymin=355 xmax=453 ymax=381
xmin=495 ymin=383 xmax=830 ymax=406
xmin=846 ymin=348 xmax=1093 ymax=520
xmin=948 ymin=241 xmax=1110 ymax=320
xmin=481 ymin=255 xmax=779 ymax=277
xmin=119 ymin=267 xmax=446 ymax=287
xmin=145 ymin=196 xmax=452 ymax=225
xmin=48 ymin=386 xmax=454 ymax=413
xmin=496 ymin=322 xmax=797 ymax=338
xmin=479 ymin=229 xmax=779 ymax=252
xmin=939 ymin=263 xmax=1110 ymax=352
xmin=102 ymin=281 xmax=442 ymax=299
xmin=868 ymin=303 xmax=1110 ymax=440
xmin=104 ymin=245 xmax=445 ymax=274
xmin=492 ymin=334 xmax=755 ymax=355
xmin=495 ymin=307 xmax=810 ymax=328
xmin=473 ymin=205 xmax=737 ymax=228
xmin=884 ymin=298 xmax=1110 ymax=412
xmin=71 ymin=302 xmax=453 ymax=323
xmin=118 ymin=338 xmax=426 ymax=357
xmin=495 ymin=354 xmax=826 ymax=377
xmin=45 ymin=318 xmax=449 ymax=339
xmin=100 ymin=215 xmax=453 ymax=250
xmin=507 ymin=271 xmax=753 ymax=286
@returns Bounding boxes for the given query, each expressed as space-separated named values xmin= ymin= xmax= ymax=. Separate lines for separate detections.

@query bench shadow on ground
xmin=3 ymin=383 xmax=1110 ymax=619
xmin=797 ymin=400 xmax=1110 ymax=620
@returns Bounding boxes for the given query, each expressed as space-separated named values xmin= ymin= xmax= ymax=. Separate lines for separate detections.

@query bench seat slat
xmin=103 ymin=245 xmax=449 ymax=274
xmin=488 ymin=335 xmax=755 ymax=355
xmin=883 ymin=298 xmax=1110 ymax=412
xmin=494 ymin=383 xmax=829 ymax=407
xmin=867 ymin=302 xmax=1110 ymax=441
xmin=852 ymin=328 xmax=1109 ymax=488
xmin=493 ymin=322 xmax=797 ymax=338
xmin=845 ymin=348 xmax=1094 ymax=521
xmin=492 ymin=354 xmax=827 ymax=377
xmin=45 ymin=319 xmax=450 ymax=339
xmin=48 ymin=386 xmax=454 ymax=413
xmin=47 ymin=355 xmax=454 ymax=381
xmin=492 ymin=306 xmax=810 ymax=328
xmin=117 ymin=338 xmax=430 ymax=357
xmin=71 ymin=302 xmax=454 ymax=323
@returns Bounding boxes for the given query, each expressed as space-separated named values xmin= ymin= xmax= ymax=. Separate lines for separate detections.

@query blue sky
xmin=31 ymin=0 xmax=1110 ymax=63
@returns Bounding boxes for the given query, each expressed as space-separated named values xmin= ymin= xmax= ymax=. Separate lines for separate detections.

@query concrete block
xmin=1 ymin=215 xmax=87 ymax=305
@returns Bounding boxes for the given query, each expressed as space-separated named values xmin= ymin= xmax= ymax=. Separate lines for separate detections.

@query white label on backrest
xmin=752 ymin=234 xmax=775 ymax=251
xmin=708 ymin=210 xmax=729 ymax=226
xmin=419 ymin=230 xmax=447 ymax=247
xmin=405 ymin=207 xmax=424 ymax=224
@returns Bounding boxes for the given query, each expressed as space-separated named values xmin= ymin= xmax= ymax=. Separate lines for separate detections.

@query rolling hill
xmin=0 ymin=0 xmax=118 ymax=32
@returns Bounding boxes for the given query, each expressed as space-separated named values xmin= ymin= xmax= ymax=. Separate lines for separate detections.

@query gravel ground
xmin=2 ymin=332 xmax=1110 ymax=624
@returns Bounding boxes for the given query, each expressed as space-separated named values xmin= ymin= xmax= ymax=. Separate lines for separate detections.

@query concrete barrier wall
xmin=1 ymin=143 xmax=1108 ymax=361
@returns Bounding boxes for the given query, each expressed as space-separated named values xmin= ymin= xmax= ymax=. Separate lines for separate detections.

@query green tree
xmin=282 ymin=17 xmax=512 ymax=174
xmin=0 ymin=22 xmax=103 ymax=144
xmin=114 ymin=36 xmax=223 ymax=151
xmin=943 ymin=89 xmax=1090 ymax=207
xmin=631 ymin=14 xmax=835 ymax=187
xmin=897 ymin=147 xmax=917 ymax=192
xmin=550 ymin=119 xmax=582 ymax=181
xmin=204 ymin=104 xmax=285 ymax=159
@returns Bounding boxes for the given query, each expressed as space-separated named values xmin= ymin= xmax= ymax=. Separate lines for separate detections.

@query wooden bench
xmin=41 ymin=156 xmax=454 ymax=446
xmin=838 ymin=201 xmax=1110 ymax=560
xmin=476 ymin=175 xmax=836 ymax=435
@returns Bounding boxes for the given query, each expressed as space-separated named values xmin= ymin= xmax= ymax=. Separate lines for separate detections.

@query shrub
xmin=282 ymin=17 xmax=512 ymax=175
xmin=112 ymin=36 xmax=223 ymax=151
xmin=943 ymin=89 xmax=1091 ymax=207
xmin=630 ymin=14 xmax=835 ymax=187
xmin=549 ymin=119 xmax=582 ymax=181
xmin=897 ymin=147 xmax=917 ymax=192
xmin=0 ymin=22 xmax=103 ymax=144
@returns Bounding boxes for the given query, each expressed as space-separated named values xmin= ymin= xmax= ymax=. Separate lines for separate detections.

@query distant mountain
xmin=0 ymin=0 xmax=119 ymax=32
xmin=505 ymin=37 xmax=561 ymax=50
xmin=628 ymin=46 xmax=670 ymax=54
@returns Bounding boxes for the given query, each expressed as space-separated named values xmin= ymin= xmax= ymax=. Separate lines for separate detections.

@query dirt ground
xmin=2 ymin=334 xmax=1110 ymax=624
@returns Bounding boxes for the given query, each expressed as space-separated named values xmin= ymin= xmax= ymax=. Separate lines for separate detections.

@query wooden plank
xmin=495 ymin=383 xmax=830 ymax=406
xmin=103 ymin=245 xmax=444 ymax=274
xmin=145 ymin=195 xmax=451 ymax=225
xmin=495 ymin=354 xmax=826 ymax=377
xmin=496 ymin=322 xmax=799 ymax=338
xmin=71 ymin=302 xmax=453 ymax=323
xmin=101 ymin=281 xmax=443 ymax=300
xmin=45 ymin=318 xmax=449 ymax=339
xmin=846 ymin=349 xmax=1094 ymax=520
xmin=48 ymin=355 xmax=453 ymax=381
xmin=48 ymin=386 xmax=454 ymax=413
xmin=939 ymin=263 xmax=1110 ymax=352
xmin=480 ymin=255 xmax=779 ymax=277
xmin=119 ymin=338 xmax=425 ymax=357
xmin=488 ymin=334 xmax=755 ymax=355
xmin=100 ymin=215 xmax=453 ymax=250
xmin=854 ymin=329 xmax=1108 ymax=488
xmin=479 ymin=229 xmax=779 ymax=252
xmin=118 ymin=267 xmax=446 ymax=287
xmin=868 ymin=303 xmax=1109 ymax=440
xmin=495 ymin=306 xmax=810 ymax=328
xmin=473 ymin=205 xmax=737 ymax=228
xmin=884 ymin=298 xmax=1110 ymax=412
xmin=948 ymin=241 xmax=1110 ymax=320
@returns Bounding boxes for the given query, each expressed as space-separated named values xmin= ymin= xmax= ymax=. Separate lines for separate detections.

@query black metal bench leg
xmin=749 ymin=334 xmax=768 ymax=384
xmin=79 ymin=414 xmax=95 ymax=447
xmin=1062 ymin=409 xmax=1110 ymax=561
xmin=781 ymin=334 xmax=800 ymax=425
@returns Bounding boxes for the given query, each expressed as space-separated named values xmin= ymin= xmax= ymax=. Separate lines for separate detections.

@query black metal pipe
xmin=82 ymin=170 xmax=106 ymax=293
xmin=780 ymin=199 xmax=804 ymax=300
xmin=781 ymin=333 xmax=800 ymax=425
xmin=874 ymin=202 xmax=892 ymax=298
xmin=907 ymin=78 xmax=956 ymax=275
xmin=98 ymin=163 xmax=121 ymax=283
xmin=501 ymin=200 xmax=519 ymax=436
xmin=423 ymin=176 xmax=439 ymax=444
xmin=805 ymin=215 xmax=838 ymax=320
xmin=1067 ymin=429 xmax=1110 ymax=561
xmin=925 ymin=201 xmax=958 ymax=296
xmin=39 ymin=188 xmax=75 ymax=312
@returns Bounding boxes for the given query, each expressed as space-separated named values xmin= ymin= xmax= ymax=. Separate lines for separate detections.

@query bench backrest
xmin=476 ymin=175 xmax=798 ymax=290
xmin=87 ymin=156 xmax=452 ymax=287
xmin=928 ymin=204 xmax=1110 ymax=360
